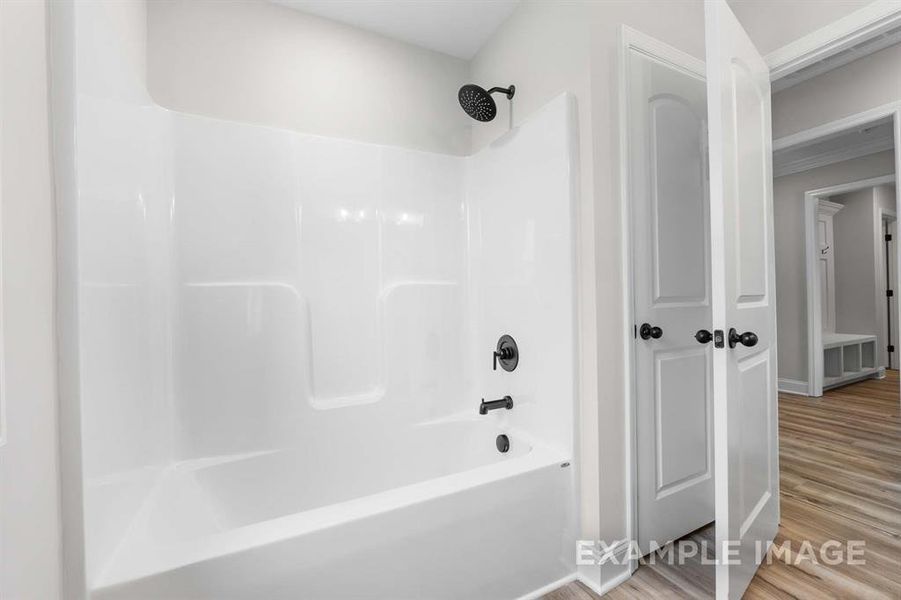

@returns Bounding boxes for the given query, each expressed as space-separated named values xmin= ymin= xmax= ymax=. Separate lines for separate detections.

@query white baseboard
xmin=577 ymin=569 xmax=632 ymax=596
xmin=517 ymin=573 xmax=578 ymax=600
xmin=574 ymin=538 xmax=634 ymax=597
xmin=778 ymin=378 xmax=809 ymax=395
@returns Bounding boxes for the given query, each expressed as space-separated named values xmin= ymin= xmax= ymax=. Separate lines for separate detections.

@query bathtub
xmin=91 ymin=418 xmax=576 ymax=599
xmin=62 ymin=6 xmax=579 ymax=591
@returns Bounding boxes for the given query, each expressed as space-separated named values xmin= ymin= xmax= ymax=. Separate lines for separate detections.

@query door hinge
xmin=888 ymin=289 xmax=894 ymax=297
xmin=713 ymin=329 xmax=725 ymax=349
xmin=886 ymin=233 xmax=893 ymax=242
xmin=889 ymin=345 xmax=895 ymax=353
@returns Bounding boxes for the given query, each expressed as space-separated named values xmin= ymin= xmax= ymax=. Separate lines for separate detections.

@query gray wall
xmin=833 ymin=188 xmax=879 ymax=339
xmin=774 ymin=150 xmax=896 ymax=383
xmin=772 ymin=43 xmax=901 ymax=139
xmin=147 ymin=0 xmax=472 ymax=155
xmin=0 ymin=0 xmax=63 ymax=597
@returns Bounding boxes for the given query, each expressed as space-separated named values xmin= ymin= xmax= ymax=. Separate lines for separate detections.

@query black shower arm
xmin=486 ymin=85 xmax=516 ymax=99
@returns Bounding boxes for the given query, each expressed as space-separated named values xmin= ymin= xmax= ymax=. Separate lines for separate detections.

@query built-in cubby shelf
xmin=822 ymin=333 xmax=882 ymax=390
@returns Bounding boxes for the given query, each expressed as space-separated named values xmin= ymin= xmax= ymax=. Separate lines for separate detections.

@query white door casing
xmin=817 ymin=200 xmax=842 ymax=333
xmin=705 ymin=1 xmax=780 ymax=598
xmin=626 ymin=35 xmax=714 ymax=553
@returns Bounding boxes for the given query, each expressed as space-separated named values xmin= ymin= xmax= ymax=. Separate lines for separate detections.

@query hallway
xmin=547 ymin=371 xmax=901 ymax=599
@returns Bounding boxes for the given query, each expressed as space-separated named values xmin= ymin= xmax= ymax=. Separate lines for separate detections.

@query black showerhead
xmin=458 ymin=84 xmax=515 ymax=122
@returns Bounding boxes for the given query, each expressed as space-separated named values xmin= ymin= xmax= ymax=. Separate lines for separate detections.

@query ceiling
xmin=773 ymin=117 xmax=895 ymax=177
xmin=727 ymin=0 xmax=876 ymax=55
xmin=271 ymin=0 xmax=521 ymax=60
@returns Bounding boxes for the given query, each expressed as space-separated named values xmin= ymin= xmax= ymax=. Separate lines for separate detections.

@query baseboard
xmin=577 ymin=569 xmax=632 ymax=596
xmin=517 ymin=573 xmax=578 ymax=600
xmin=778 ymin=378 xmax=809 ymax=395
xmin=574 ymin=538 xmax=633 ymax=597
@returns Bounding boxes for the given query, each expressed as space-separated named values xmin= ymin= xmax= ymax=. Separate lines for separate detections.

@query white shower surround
xmin=75 ymin=79 xmax=579 ymax=598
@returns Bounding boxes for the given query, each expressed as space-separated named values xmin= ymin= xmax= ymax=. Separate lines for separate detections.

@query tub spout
xmin=479 ymin=396 xmax=513 ymax=415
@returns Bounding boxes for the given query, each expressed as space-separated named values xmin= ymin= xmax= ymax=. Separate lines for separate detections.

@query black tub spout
xmin=479 ymin=396 xmax=514 ymax=415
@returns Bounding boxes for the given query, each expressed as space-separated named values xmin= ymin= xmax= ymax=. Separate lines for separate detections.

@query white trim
xmin=818 ymin=199 xmax=844 ymax=216
xmin=774 ymin=135 xmax=895 ymax=178
xmin=577 ymin=570 xmax=633 ymax=597
xmin=766 ymin=0 xmax=901 ymax=82
xmin=822 ymin=366 xmax=886 ymax=390
xmin=777 ymin=378 xmax=809 ymax=396
xmin=804 ymin=173 xmax=897 ymax=397
xmin=773 ymin=101 xmax=901 ymax=152
xmin=618 ymin=24 xmax=706 ymax=584
xmin=515 ymin=573 xmax=578 ymax=600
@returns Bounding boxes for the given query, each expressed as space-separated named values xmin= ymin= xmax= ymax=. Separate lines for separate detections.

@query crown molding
xmin=766 ymin=0 xmax=901 ymax=83
xmin=774 ymin=135 xmax=894 ymax=178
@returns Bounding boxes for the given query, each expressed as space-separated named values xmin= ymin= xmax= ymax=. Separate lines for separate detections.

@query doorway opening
xmin=773 ymin=110 xmax=900 ymax=398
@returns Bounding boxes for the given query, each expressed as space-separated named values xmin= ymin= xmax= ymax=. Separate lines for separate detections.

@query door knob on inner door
xmin=639 ymin=323 xmax=663 ymax=340
xmin=728 ymin=328 xmax=758 ymax=348
xmin=694 ymin=329 xmax=713 ymax=344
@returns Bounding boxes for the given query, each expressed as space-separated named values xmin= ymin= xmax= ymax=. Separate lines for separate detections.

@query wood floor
xmin=544 ymin=371 xmax=901 ymax=599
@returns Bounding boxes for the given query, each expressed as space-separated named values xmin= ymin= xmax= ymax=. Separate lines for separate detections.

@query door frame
xmin=878 ymin=208 xmax=897 ymax=369
xmin=618 ymin=25 xmax=707 ymax=575
xmin=801 ymin=172 xmax=898 ymax=397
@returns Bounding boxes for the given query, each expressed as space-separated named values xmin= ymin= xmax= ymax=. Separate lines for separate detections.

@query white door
xmin=705 ymin=1 xmax=780 ymax=598
xmin=627 ymin=37 xmax=714 ymax=553
xmin=817 ymin=201 xmax=841 ymax=333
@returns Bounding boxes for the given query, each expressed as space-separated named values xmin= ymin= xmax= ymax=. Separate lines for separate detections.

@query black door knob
xmin=695 ymin=329 xmax=713 ymax=344
xmin=639 ymin=323 xmax=663 ymax=340
xmin=728 ymin=328 xmax=758 ymax=348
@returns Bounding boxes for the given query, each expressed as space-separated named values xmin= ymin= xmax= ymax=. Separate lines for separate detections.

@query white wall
xmin=773 ymin=150 xmax=896 ymax=382
xmin=0 ymin=0 xmax=63 ymax=598
xmin=147 ymin=0 xmax=471 ymax=155
xmin=772 ymin=43 xmax=901 ymax=139
xmin=471 ymin=0 xmax=706 ymax=588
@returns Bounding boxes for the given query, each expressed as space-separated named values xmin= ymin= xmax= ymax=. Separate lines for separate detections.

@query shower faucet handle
xmin=493 ymin=335 xmax=519 ymax=372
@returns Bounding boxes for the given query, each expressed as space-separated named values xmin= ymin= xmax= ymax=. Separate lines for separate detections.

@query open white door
xmin=625 ymin=34 xmax=714 ymax=554
xmin=705 ymin=1 xmax=780 ymax=598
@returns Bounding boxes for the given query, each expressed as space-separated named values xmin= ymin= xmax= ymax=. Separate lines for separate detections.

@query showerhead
xmin=458 ymin=84 xmax=515 ymax=122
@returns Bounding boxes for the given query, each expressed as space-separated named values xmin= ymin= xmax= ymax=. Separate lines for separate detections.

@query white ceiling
xmin=727 ymin=0 xmax=877 ymax=55
xmin=773 ymin=117 xmax=895 ymax=177
xmin=271 ymin=0 xmax=521 ymax=60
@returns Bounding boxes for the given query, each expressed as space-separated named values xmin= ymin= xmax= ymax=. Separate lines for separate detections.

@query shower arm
xmin=486 ymin=86 xmax=516 ymax=100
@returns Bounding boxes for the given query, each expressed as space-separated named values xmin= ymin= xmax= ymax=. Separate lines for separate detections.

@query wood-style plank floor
xmin=544 ymin=371 xmax=901 ymax=599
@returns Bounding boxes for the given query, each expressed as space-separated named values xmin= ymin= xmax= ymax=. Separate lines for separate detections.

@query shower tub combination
xmin=58 ymin=3 xmax=579 ymax=598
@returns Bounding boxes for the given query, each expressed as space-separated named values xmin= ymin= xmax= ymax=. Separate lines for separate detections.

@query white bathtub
xmin=65 ymin=11 xmax=579 ymax=592
xmin=92 ymin=419 xmax=575 ymax=599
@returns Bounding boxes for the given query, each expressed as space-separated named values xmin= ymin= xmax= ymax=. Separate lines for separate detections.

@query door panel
xmin=817 ymin=206 xmax=837 ymax=332
xmin=705 ymin=1 xmax=780 ymax=598
xmin=628 ymin=40 xmax=714 ymax=554
xmin=651 ymin=97 xmax=708 ymax=304
xmin=731 ymin=61 xmax=768 ymax=303
xmin=656 ymin=347 xmax=711 ymax=494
